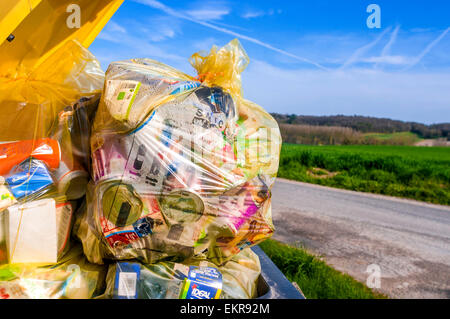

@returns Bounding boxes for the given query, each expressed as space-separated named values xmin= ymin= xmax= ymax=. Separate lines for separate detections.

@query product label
xmin=56 ymin=203 xmax=73 ymax=255
xmin=180 ymin=266 xmax=222 ymax=299
xmin=105 ymin=230 xmax=140 ymax=247
xmin=169 ymin=81 xmax=201 ymax=95
xmin=0 ymin=281 xmax=29 ymax=299
xmin=114 ymin=263 xmax=140 ymax=299
xmin=104 ymin=80 xmax=141 ymax=121
xmin=133 ymin=216 xmax=154 ymax=237
xmin=6 ymin=160 xmax=53 ymax=199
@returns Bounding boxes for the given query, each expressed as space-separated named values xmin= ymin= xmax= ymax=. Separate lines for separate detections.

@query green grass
xmin=259 ymin=239 xmax=386 ymax=299
xmin=364 ymin=131 xmax=416 ymax=139
xmin=364 ymin=131 xmax=421 ymax=143
xmin=278 ymin=144 xmax=450 ymax=205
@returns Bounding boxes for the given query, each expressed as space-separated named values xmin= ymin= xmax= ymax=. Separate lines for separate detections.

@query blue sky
xmin=90 ymin=0 xmax=450 ymax=124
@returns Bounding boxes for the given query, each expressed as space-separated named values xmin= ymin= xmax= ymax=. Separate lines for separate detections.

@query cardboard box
xmin=6 ymin=198 xmax=57 ymax=264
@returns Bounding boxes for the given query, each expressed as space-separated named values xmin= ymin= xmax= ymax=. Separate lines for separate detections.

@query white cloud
xmin=191 ymin=37 xmax=219 ymax=52
xmin=97 ymin=21 xmax=130 ymax=42
xmin=186 ymin=8 xmax=230 ymax=21
xmin=242 ymin=10 xmax=265 ymax=19
xmin=362 ymin=55 xmax=412 ymax=65
xmin=410 ymin=28 xmax=433 ymax=33
xmin=99 ymin=15 xmax=181 ymax=44
xmin=242 ymin=8 xmax=279 ymax=19
xmin=148 ymin=25 xmax=176 ymax=42
xmin=207 ymin=20 xmax=250 ymax=32
xmin=144 ymin=16 xmax=179 ymax=42
xmin=108 ymin=21 xmax=127 ymax=34
xmin=94 ymin=20 xmax=185 ymax=65
xmin=340 ymin=27 xmax=392 ymax=69
xmin=243 ymin=60 xmax=450 ymax=124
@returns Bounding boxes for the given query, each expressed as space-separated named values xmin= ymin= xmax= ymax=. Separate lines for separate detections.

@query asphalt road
xmin=270 ymin=178 xmax=450 ymax=299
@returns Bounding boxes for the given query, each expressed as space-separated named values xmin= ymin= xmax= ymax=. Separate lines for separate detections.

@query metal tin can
xmin=53 ymin=160 xmax=89 ymax=200
xmin=102 ymin=183 xmax=144 ymax=228
xmin=91 ymin=135 xmax=130 ymax=183
xmin=159 ymin=189 xmax=205 ymax=225
xmin=99 ymin=184 xmax=166 ymax=249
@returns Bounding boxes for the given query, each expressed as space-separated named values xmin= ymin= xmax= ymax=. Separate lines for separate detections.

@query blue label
xmin=133 ymin=217 xmax=153 ymax=237
xmin=187 ymin=266 xmax=222 ymax=283
xmin=6 ymin=160 xmax=53 ymax=199
xmin=185 ymin=281 xmax=217 ymax=299
xmin=181 ymin=266 xmax=222 ymax=299
xmin=170 ymin=81 xmax=201 ymax=95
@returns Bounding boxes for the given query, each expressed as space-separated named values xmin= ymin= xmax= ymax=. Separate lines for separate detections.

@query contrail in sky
xmin=403 ymin=27 xmax=450 ymax=70
xmin=381 ymin=25 xmax=400 ymax=56
xmin=340 ymin=27 xmax=392 ymax=70
xmin=133 ymin=0 xmax=329 ymax=70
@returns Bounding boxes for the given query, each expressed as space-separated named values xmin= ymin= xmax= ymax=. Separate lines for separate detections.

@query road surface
xmin=270 ymin=178 xmax=450 ymax=299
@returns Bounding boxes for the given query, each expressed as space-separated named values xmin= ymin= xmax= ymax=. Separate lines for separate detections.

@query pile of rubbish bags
xmin=0 ymin=38 xmax=281 ymax=299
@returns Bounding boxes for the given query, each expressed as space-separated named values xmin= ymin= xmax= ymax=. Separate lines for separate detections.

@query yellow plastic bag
xmin=0 ymin=40 xmax=104 ymax=265
xmin=0 ymin=39 xmax=104 ymax=141
xmin=76 ymin=39 xmax=282 ymax=265
xmin=0 ymin=244 xmax=107 ymax=299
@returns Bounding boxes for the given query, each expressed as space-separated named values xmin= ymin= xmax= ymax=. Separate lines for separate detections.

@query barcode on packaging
xmin=118 ymin=272 xmax=137 ymax=297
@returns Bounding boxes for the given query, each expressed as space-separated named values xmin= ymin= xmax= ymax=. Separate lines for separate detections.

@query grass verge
xmin=259 ymin=239 xmax=387 ymax=299
xmin=279 ymin=144 xmax=450 ymax=205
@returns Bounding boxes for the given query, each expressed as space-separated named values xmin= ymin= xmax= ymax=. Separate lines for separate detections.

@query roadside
xmin=270 ymin=178 xmax=450 ymax=298
xmin=259 ymin=239 xmax=386 ymax=299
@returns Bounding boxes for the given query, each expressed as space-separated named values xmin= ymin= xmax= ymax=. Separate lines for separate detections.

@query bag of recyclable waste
xmin=0 ymin=40 xmax=103 ymax=265
xmin=102 ymin=247 xmax=260 ymax=299
xmin=0 ymin=244 xmax=107 ymax=299
xmin=75 ymin=39 xmax=281 ymax=265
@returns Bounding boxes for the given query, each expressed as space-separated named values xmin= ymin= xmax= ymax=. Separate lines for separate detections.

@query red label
xmin=106 ymin=231 xmax=139 ymax=248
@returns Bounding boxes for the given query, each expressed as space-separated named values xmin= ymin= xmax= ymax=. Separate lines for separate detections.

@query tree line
xmin=272 ymin=114 xmax=449 ymax=140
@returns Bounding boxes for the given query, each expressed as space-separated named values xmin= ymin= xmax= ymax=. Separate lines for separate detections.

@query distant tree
xmin=271 ymin=113 xmax=449 ymax=140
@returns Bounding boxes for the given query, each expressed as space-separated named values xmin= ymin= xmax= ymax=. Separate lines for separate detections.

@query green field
xmin=278 ymin=144 xmax=450 ymax=205
xmin=259 ymin=239 xmax=386 ymax=299
xmin=363 ymin=131 xmax=422 ymax=145
xmin=364 ymin=131 xmax=418 ymax=140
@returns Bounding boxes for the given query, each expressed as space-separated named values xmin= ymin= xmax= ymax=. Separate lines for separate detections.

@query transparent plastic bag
xmin=103 ymin=247 xmax=260 ymax=299
xmin=76 ymin=39 xmax=281 ymax=265
xmin=0 ymin=244 xmax=107 ymax=299
xmin=0 ymin=40 xmax=104 ymax=265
